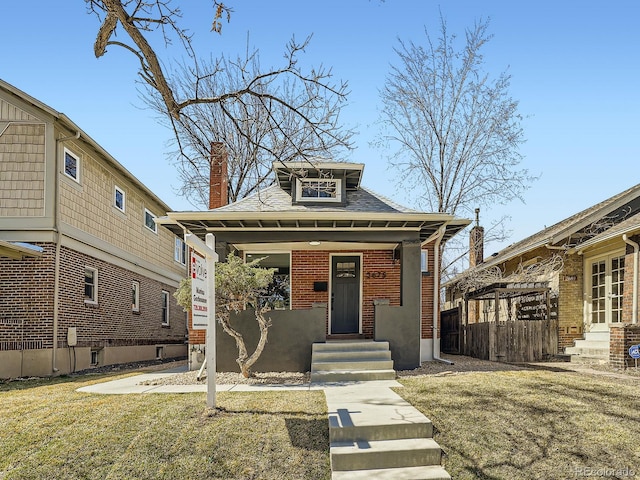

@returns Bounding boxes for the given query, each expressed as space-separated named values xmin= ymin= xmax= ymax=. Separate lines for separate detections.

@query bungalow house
xmin=443 ymin=183 xmax=640 ymax=368
xmin=0 ymin=79 xmax=188 ymax=379
xmin=157 ymin=147 xmax=470 ymax=371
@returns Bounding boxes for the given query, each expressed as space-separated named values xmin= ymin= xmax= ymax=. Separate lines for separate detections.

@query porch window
xmin=295 ymin=178 xmax=342 ymax=203
xmin=246 ymin=252 xmax=291 ymax=310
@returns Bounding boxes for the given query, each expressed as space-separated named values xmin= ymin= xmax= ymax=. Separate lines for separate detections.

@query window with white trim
xmin=295 ymin=178 xmax=342 ymax=203
xmin=64 ymin=148 xmax=80 ymax=182
xmin=144 ymin=208 xmax=157 ymax=233
xmin=132 ymin=281 xmax=140 ymax=312
xmin=161 ymin=290 xmax=170 ymax=325
xmin=421 ymin=250 xmax=429 ymax=273
xmin=84 ymin=267 xmax=98 ymax=303
xmin=114 ymin=186 xmax=126 ymax=212
xmin=174 ymin=237 xmax=186 ymax=265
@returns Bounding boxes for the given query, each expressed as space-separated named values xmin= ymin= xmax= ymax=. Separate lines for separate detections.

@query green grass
xmin=397 ymin=370 xmax=640 ymax=480
xmin=0 ymin=374 xmax=329 ymax=480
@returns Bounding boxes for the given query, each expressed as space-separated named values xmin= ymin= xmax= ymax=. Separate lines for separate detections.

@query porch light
xmin=309 ymin=241 xmax=321 ymax=246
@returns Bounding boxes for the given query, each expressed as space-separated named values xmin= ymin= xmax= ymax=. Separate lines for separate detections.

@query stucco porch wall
xmin=374 ymin=300 xmax=420 ymax=370
xmin=215 ymin=304 xmax=326 ymax=373
xmin=610 ymin=323 xmax=640 ymax=369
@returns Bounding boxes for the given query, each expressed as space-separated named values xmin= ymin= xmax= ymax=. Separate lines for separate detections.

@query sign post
xmin=185 ymin=233 xmax=218 ymax=408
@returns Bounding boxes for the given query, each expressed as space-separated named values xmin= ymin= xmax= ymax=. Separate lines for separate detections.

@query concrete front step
xmin=331 ymin=465 xmax=451 ymax=480
xmin=312 ymin=359 xmax=395 ymax=372
xmin=311 ymin=341 xmax=395 ymax=383
xmin=313 ymin=349 xmax=392 ymax=361
xmin=326 ymin=386 xmax=434 ymax=442
xmin=583 ymin=331 xmax=610 ymax=342
xmin=313 ymin=340 xmax=390 ymax=352
xmin=312 ymin=369 xmax=397 ymax=383
xmin=330 ymin=438 xmax=442 ymax=471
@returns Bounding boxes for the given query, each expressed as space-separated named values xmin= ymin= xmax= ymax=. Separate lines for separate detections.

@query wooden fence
xmin=463 ymin=319 xmax=558 ymax=363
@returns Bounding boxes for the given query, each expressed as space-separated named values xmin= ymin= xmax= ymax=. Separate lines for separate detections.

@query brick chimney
xmin=469 ymin=208 xmax=484 ymax=267
xmin=209 ymin=142 xmax=228 ymax=209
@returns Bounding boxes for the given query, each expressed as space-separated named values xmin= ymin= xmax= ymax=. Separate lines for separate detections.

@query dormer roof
xmin=273 ymin=161 xmax=364 ymax=194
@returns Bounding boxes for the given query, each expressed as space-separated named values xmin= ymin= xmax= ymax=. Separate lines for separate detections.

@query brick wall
xmin=0 ymin=243 xmax=55 ymax=350
xmin=291 ymin=249 xmax=401 ymax=337
xmin=557 ymin=253 xmax=584 ymax=348
xmin=57 ymin=246 xmax=186 ymax=348
xmin=622 ymin=235 xmax=639 ymax=324
xmin=421 ymin=244 xmax=435 ymax=339
xmin=0 ymin=243 xmax=186 ymax=353
xmin=610 ymin=324 xmax=640 ymax=369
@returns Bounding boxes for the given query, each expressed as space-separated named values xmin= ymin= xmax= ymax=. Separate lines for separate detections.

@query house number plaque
xmin=365 ymin=271 xmax=387 ymax=279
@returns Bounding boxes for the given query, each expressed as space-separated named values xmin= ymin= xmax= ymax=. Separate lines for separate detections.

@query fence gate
xmin=441 ymin=307 xmax=461 ymax=354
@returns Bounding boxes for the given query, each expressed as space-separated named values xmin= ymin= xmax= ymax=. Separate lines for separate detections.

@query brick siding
xmin=610 ymin=324 xmax=640 ymax=369
xmin=0 ymin=243 xmax=186 ymax=352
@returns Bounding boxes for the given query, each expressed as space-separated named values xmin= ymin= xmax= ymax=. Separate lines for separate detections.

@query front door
xmin=588 ymin=253 xmax=625 ymax=331
xmin=331 ymin=256 xmax=361 ymax=334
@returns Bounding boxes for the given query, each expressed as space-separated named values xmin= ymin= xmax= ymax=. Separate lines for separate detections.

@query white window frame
xmin=63 ymin=148 xmax=80 ymax=183
xmin=174 ymin=237 xmax=187 ymax=265
xmin=161 ymin=290 xmax=170 ymax=326
xmin=132 ymin=281 xmax=140 ymax=312
xmin=421 ymin=250 xmax=429 ymax=272
xmin=114 ymin=185 xmax=126 ymax=212
xmin=144 ymin=208 xmax=157 ymax=233
xmin=84 ymin=267 xmax=98 ymax=304
xmin=295 ymin=178 xmax=342 ymax=203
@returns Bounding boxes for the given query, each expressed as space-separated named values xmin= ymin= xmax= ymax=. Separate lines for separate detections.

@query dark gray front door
xmin=331 ymin=256 xmax=360 ymax=334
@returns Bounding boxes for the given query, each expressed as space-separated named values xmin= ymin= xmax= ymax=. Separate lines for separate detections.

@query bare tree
xmin=87 ymin=0 xmax=353 ymax=205
xmin=375 ymin=15 xmax=534 ymax=276
xmin=146 ymin=46 xmax=354 ymax=206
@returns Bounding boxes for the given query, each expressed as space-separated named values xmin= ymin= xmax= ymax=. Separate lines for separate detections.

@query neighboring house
xmin=157 ymin=147 xmax=470 ymax=371
xmin=0 ymin=79 xmax=188 ymax=379
xmin=443 ymin=184 xmax=640 ymax=368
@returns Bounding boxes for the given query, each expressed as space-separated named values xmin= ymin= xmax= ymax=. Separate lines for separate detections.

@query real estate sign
xmin=191 ymin=251 xmax=209 ymax=329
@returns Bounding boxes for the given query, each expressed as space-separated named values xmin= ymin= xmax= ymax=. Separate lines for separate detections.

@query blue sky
xmin=1 ymin=1 xmax=639 ymax=256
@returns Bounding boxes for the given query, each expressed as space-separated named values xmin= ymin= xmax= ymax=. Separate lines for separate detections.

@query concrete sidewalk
xmin=76 ymin=365 xmax=402 ymax=394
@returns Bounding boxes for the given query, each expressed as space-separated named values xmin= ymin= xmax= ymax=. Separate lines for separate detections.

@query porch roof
xmin=0 ymin=241 xmax=43 ymax=259
xmin=158 ymin=209 xmax=469 ymax=244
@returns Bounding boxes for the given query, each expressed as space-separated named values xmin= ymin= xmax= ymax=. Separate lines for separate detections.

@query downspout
xmin=52 ymin=131 xmax=81 ymax=373
xmin=623 ymin=234 xmax=639 ymax=324
xmin=433 ymin=223 xmax=453 ymax=365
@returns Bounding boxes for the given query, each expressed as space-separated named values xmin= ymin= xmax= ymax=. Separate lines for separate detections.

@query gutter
xmin=433 ymin=222 xmax=454 ymax=365
xmin=52 ymin=130 xmax=80 ymax=373
xmin=623 ymin=234 xmax=639 ymax=324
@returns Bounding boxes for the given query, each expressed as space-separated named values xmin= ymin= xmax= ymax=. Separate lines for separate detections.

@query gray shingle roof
xmin=214 ymin=184 xmax=418 ymax=214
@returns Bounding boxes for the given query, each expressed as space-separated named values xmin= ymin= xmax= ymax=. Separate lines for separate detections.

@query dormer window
xmin=295 ymin=178 xmax=342 ymax=203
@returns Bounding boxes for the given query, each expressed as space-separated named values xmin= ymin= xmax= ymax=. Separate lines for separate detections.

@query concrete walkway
xmin=76 ymin=365 xmax=402 ymax=394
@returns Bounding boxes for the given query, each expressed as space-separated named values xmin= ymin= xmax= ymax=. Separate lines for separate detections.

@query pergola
xmin=463 ymin=281 xmax=551 ymax=325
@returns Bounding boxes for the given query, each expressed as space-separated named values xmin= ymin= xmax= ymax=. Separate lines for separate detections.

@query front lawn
xmin=0 ymin=374 xmax=329 ymax=480
xmin=397 ymin=369 xmax=640 ymax=480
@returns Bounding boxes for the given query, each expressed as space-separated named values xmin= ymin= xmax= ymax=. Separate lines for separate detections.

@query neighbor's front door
xmin=331 ymin=256 xmax=360 ymax=334
xmin=588 ymin=253 xmax=625 ymax=331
